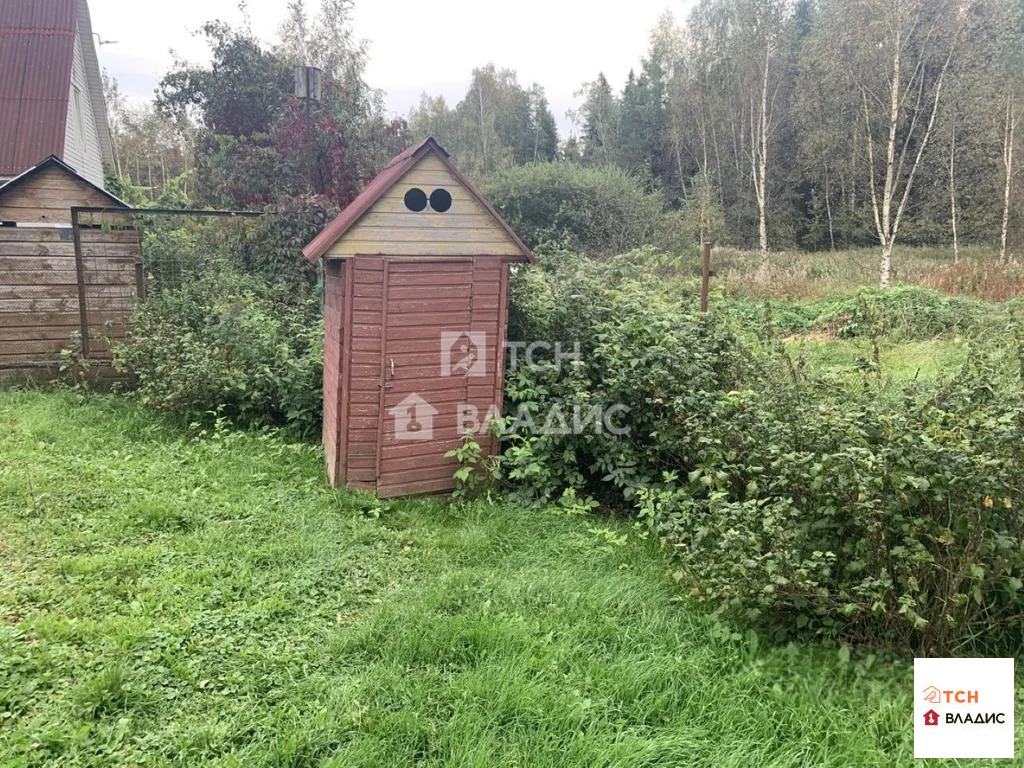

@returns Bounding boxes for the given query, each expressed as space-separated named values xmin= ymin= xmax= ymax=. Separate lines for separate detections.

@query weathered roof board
xmin=304 ymin=138 xmax=534 ymax=263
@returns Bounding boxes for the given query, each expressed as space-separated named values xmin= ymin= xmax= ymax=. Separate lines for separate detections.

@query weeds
xmin=711 ymin=244 xmax=1003 ymax=300
xmin=0 ymin=391 xmax=951 ymax=766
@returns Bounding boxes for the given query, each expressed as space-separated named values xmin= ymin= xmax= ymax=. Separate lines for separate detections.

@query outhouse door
xmin=373 ymin=257 xmax=508 ymax=498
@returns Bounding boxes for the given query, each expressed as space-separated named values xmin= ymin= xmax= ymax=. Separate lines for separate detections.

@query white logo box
xmin=914 ymin=657 xmax=1014 ymax=759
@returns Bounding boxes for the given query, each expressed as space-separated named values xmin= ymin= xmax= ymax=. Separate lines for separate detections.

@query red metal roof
xmin=0 ymin=0 xmax=77 ymax=178
xmin=303 ymin=137 xmax=536 ymax=263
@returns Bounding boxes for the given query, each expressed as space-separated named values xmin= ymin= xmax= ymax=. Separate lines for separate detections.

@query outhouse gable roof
xmin=303 ymin=137 xmax=535 ymax=263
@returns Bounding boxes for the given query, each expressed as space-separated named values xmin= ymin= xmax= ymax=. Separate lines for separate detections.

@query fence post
xmin=700 ymin=241 xmax=712 ymax=313
xmin=71 ymin=208 xmax=90 ymax=357
xmin=133 ymin=226 xmax=146 ymax=301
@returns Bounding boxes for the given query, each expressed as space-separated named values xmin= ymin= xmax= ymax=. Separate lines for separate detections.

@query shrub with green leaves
xmin=717 ymin=286 xmax=986 ymax=341
xmin=635 ymin=364 xmax=1024 ymax=654
xmin=478 ymin=163 xmax=664 ymax=255
xmin=505 ymin=255 xmax=749 ymax=502
xmin=820 ymin=286 xmax=983 ymax=340
xmin=235 ymin=195 xmax=338 ymax=289
xmin=113 ymin=271 xmax=322 ymax=438
xmin=505 ymin=257 xmax=1024 ymax=654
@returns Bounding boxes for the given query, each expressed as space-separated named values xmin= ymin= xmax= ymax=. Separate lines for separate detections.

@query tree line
xmin=411 ymin=0 xmax=1024 ymax=283
xmin=106 ymin=0 xmax=1024 ymax=284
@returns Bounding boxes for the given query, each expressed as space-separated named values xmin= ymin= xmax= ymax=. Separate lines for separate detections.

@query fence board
xmin=0 ymin=228 xmax=66 ymax=242
xmin=2 ymin=269 xmax=135 ymax=286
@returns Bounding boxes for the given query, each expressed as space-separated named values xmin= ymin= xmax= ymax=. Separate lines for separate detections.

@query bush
xmin=113 ymin=271 xmax=322 ymax=438
xmin=717 ymin=286 xmax=986 ymax=342
xmin=505 ymin=255 xmax=749 ymax=502
xmin=478 ymin=163 xmax=664 ymax=256
xmin=235 ymin=195 xmax=338 ymax=290
xmin=504 ymin=257 xmax=1024 ymax=654
xmin=140 ymin=216 xmax=238 ymax=294
xmin=819 ymin=287 xmax=983 ymax=340
xmin=637 ymin=362 xmax=1024 ymax=655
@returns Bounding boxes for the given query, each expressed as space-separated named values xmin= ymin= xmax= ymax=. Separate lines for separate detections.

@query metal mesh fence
xmin=0 ymin=208 xmax=262 ymax=372
xmin=76 ymin=217 xmax=143 ymax=359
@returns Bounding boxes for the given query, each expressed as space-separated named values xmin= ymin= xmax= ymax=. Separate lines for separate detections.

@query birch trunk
xmin=1001 ymin=93 xmax=1017 ymax=264
xmin=880 ymin=240 xmax=894 ymax=285
xmin=868 ymin=22 xmax=958 ymax=287
xmin=877 ymin=31 xmax=902 ymax=288
xmin=753 ymin=45 xmax=771 ymax=268
xmin=477 ymin=83 xmax=488 ymax=170
xmin=824 ymin=164 xmax=836 ymax=251
xmin=949 ymin=125 xmax=959 ymax=263
xmin=698 ymin=96 xmax=709 ymax=171
xmin=674 ymin=137 xmax=684 ymax=193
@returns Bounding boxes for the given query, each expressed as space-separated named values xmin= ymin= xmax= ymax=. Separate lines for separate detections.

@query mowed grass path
xmin=0 ymin=391 xmax=920 ymax=767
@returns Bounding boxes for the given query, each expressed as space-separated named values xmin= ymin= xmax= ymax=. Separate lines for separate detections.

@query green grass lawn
xmin=0 ymin=390 xmax=980 ymax=766
xmin=784 ymin=337 xmax=972 ymax=381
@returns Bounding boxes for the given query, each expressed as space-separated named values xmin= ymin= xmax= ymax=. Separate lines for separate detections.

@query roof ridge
xmin=302 ymin=137 xmax=534 ymax=263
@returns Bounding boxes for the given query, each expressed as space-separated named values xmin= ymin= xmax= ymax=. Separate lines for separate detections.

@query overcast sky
xmin=89 ymin=0 xmax=694 ymax=137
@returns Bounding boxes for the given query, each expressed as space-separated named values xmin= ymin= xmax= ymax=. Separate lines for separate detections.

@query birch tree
xmin=577 ymin=75 xmax=620 ymax=167
xmin=994 ymin=0 xmax=1024 ymax=262
xmin=651 ymin=13 xmax=689 ymax=196
xmin=796 ymin=3 xmax=857 ymax=251
xmin=682 ymin=0 xmax=756 ymax=246
xmin=739 ymin=0 xmax=791 ymax=264
xmin=826 ymin=0 xmax=965 ymax=286
xmin=1000 ymin=95 xmax=1019 ymax=262
xmin=277 ymin=1 xmax=310 ymax=65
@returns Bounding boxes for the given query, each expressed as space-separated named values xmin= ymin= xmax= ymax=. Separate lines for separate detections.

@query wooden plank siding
xmin=312 ymin=139 xmax=529 ymax=496
xmin=324 ymin=154 xmax=522 ymax=258
xmin=322 ymin=255 xmax=513 ymax=497
xmin=0 ymin=165 xmax=115 ymax=223
xmin=0 ymin=224 xmax=139 ymax=366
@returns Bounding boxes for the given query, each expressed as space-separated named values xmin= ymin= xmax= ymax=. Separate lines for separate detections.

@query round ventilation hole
xmin=429 ymin=188 xmax=453 ymax=212
xmin=404 ymin=188 xmax=428 ymax=212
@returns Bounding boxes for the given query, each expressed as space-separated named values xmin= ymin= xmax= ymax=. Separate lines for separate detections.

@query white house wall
xmin=63 ymin=24 xmax=104 ymax=187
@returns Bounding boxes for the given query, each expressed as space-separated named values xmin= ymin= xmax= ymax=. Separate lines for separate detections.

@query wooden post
xmin=134 ymin=262 xmax=146 ymax=301
xmin=71 ymin=208 xmax=90 ymax=357
xmin=133 ymin=227 xmax=145 ymax=300
xmin=700 ymin=241 xmax=712 ymax=313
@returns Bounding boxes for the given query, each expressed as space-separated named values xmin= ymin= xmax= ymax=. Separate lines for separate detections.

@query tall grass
xmin=704 ymin=245 xmax=1009 ymax=300
xmin=0 ymin=391 xmax=942 ymax=766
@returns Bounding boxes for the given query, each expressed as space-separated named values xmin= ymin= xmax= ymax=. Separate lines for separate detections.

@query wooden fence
xmin=0 ymin=221 xmax=141 ymax=376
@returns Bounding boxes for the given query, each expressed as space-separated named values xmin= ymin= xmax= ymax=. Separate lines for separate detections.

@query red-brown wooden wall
xmin=323 ymin=255 xmax=510 ymax=497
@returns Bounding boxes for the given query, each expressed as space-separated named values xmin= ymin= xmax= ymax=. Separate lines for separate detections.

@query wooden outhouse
xmin=304 ymin=138 xmax=535 ymax=497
